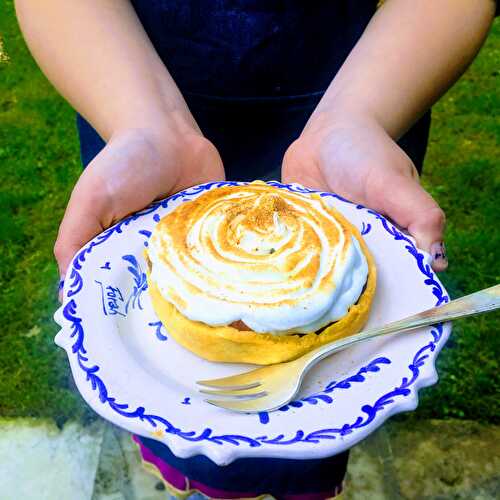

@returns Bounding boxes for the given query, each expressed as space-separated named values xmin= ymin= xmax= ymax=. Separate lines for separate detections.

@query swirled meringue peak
xmin=148 ymin=182 xmax=368 ymax=334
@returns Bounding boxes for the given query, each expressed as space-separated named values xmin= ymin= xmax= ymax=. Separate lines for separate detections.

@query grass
xmin=0 ymin=2 xmax=499 ymax=425
xmin=0 ymin=2 xmax=91 ymax=424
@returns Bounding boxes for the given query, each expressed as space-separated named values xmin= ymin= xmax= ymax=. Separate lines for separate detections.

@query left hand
xmin=282 ymin=114 xmax=447 ymax=271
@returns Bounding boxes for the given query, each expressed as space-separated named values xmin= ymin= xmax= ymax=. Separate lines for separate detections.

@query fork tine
xmin=205 ymin=397 xmax=271 ymax=413
xmin=196 ymin=379 xmax=261 ymax=390
xmin=196 ymin=363 xmax=281 ymax=389
xmin=200 ymin=389 xmax=268 ymax=399
xmin=196 ymin=370 xmax=264 ymax=389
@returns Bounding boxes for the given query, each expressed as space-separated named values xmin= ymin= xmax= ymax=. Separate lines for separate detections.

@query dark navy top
xmin=78 ymin=0 xmax=430 ymax=180
xmin=130 ymin=0 xmax=376 ymax=97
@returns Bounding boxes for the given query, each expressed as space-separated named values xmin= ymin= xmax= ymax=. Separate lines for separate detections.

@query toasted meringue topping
xmin=148 ymin=182 xmax=368 ymax=334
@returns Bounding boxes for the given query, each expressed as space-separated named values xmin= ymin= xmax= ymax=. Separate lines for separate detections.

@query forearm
xmin=310 ymin=0 xmax=496 ymax=138
xmin=15 ymin=0 xmax=199 ymax=141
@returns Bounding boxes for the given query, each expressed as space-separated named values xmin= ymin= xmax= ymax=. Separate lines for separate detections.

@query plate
xmin=54 ymin=181 xmax=451 ymax=465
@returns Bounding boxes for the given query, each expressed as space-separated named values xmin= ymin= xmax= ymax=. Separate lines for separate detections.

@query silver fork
xmin=197 ymin=284 xmax=500 ymax=413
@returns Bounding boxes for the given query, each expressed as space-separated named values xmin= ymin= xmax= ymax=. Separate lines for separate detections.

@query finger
xmin=428 ymin=241 xmax=448 ymax=272
xmin=54 ymin=208 xmax=104 ymax=278
xmin=281 ymin=142 xmax=329 ymax=191
xmin=375 ymin=174 xmax=447 ymax=271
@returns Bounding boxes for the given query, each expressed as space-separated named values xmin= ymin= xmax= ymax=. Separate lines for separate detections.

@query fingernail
xmin=58 ymin=275 xmax=65 ymax=303
xmin=431 ymin=242 xmax=448 ymax=267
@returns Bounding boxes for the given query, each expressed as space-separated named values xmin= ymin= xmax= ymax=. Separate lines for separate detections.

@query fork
xmin=197 ymin=284 xmax=500 ymax=413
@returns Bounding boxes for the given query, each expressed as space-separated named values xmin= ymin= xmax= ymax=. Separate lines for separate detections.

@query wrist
xmin=111 ymin=107 xmax=201 ymax=142
xmin=303 ymin=104 xmax=385 ymax=141
xmin=111 ymin=110 xmax=205 ymax=163
xmin=306 ymin=72 xmax=404 ymax=139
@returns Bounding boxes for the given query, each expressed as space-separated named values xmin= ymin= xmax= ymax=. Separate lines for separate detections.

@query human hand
xmin=282 ymin=114 xmax=447 ymax=271
xmin=55 ymin=127 xmax=225 ymax=288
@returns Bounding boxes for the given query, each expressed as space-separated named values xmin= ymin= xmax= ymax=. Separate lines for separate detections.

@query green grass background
xmin=0 ymin=3 xmax=498 ymax=425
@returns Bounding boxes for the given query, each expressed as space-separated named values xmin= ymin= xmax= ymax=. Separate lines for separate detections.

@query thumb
xmin=376 ymin=174 xmax=447 ymax=272
xmin=54 ymin=209 xmax=104 ymax=279
xmin=54 ymin=186 xmax=108 ymax=289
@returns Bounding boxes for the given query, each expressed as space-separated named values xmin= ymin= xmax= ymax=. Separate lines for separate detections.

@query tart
xmin=146 ymin=181 xmax=376 ymax=365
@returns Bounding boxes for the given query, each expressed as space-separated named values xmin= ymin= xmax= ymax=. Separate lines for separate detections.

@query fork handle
xmin=301 ymin=283 xmax=500 ymax=367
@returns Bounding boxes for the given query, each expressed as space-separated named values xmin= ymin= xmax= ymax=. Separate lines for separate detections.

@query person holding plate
xmin=15 ymin=0 xmax=497 ymax=498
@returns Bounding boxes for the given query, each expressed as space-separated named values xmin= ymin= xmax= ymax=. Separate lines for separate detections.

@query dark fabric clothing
xmin=78 ymin=0 xmax=433 ymax=177
xmin=78 ymin=1 xmax=431 ymax=177
xmin=130 ymin=0 xmax=377 ymax=97
xmin=136 ymin=435 xmax=348 ymax=497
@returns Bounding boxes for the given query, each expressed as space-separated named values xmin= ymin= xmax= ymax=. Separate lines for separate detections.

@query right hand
xmin=283 ymin=114 xmax=447 ymax=271
xmin=54 ymin=127 xmax=225 ymax=286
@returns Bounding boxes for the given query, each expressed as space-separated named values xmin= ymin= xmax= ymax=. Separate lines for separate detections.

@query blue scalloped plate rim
xmin=54 ymin=181 xmax=451 ymax=465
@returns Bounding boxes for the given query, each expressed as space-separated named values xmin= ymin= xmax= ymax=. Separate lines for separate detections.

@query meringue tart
xmin=145 ymin=181 xmax=376 ymax=364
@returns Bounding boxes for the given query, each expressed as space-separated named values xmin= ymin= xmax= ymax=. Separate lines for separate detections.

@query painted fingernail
xmin=431 ymin=242 xmax=447 ymax=265
xmin=58 ymin=275 xmax=65 ymax=303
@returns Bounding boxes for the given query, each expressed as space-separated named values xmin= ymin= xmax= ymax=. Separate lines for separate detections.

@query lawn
xmin=0 ymin=2 xmax=498 ymax=425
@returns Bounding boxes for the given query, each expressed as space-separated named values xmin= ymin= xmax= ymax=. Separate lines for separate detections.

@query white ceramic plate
xmin=54 ymin=181 xmax=451 ymax=466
